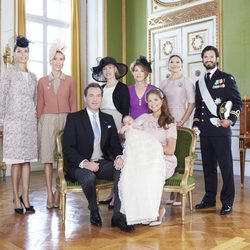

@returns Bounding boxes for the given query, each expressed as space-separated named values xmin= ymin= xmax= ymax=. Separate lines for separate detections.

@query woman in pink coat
xmin=160 ymin=53 xmax=195 ymax=205
xmin=37 ymin=40 xmax=77 ymax=208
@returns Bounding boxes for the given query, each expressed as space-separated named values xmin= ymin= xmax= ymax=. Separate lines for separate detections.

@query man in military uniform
xmin=193 ymin=45 xmax=242 ymax=215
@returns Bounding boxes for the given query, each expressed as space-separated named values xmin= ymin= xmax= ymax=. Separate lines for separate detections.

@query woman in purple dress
xmin=129 ymin=56 xmax=155 ymax=119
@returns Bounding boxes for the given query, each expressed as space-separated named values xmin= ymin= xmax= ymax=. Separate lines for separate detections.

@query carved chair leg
xmin=96 ymin=187 xmax=99 ymax=205
xmin=61 ymin=193 xmax=66 ymax=223
xmin=2 ymin=162 xmax=6 ymax=181
xmin=58 ymin=188 xmax=62 ymax=210
xmin=188 ymin=191 xmax=193 ymax=212
xmin=181 ymin=193 xmax=186 ymax=224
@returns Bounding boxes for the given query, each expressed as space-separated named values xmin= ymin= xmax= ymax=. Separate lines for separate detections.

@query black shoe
xmin=111 ymin=213 xmax=135 ymax=232
xmin=195 ymin=200 xmax=216 ymax=209
xmin=99 ymin=198 xmax=112 ymax=205
xmin=20 ymin=195 xmax=35 ymax=213
xmin=220 ymin=205 xmax=232 ymax=215
xmin=14 ymin=208 xmax=24 ymax=214
xmin=90 ymin=209 xmax=102 ymax=227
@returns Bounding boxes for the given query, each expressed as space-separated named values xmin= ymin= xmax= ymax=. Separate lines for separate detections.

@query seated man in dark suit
xmin=63 ymin=82 xmax=134 ymax=232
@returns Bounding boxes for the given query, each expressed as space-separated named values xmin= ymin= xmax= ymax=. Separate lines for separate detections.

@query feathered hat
xmin=49 ymin=39 xmax=67 ymax=60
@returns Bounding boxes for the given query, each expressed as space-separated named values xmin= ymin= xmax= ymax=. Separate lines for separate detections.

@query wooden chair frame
xmin=164 ymin=127 xmax=197 ymax=224
xmin=55 ymin=130 xmax=114 ymax=223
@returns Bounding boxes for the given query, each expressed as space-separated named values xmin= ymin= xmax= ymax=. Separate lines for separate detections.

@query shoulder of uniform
xmin=216 ymin=71 xmax=235 ymax=85
xmin=221 ymin=71 xmax=236 ymax=82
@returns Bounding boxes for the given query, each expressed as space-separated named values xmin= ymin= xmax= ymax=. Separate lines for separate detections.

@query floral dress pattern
xmin=0 ymin=65 xmax=38 ymax=164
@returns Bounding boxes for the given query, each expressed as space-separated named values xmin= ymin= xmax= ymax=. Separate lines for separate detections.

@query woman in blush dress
xmin=160 ymin=53 xmax=195 ymax=205
xmin=129 ymin=56 xmax=155 ymax=119
xmin=119 ymin=88 xmax=177 ymax=226
xmin=0 ymin=36 xmax=37 ymax=214
xmin=37 ymin=39 xmax=77 ymax=208
xmin=92 ymin=57 xmax=130 ymax=208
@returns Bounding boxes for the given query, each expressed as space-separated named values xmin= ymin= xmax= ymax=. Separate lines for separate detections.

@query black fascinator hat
xmin=14 ymin=36 xmax=31 ymax=52
xmin=131 ymin=56 xmax=153 ymax=73
xmin=91 ymin=57 xmax=128 ymax=82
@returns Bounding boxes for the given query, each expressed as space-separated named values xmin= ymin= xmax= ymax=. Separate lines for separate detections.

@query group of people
xmin=0 ymin=36 xmax=77 ymax=214
xmin=0 ymin=35 xmax=242 ymax=232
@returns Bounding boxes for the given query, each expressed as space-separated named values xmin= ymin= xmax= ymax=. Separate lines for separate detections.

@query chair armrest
xmin=180 ymin=155 xmax=194 ymax=187
xmin=56 ymin=155 xmax=67 ymax=190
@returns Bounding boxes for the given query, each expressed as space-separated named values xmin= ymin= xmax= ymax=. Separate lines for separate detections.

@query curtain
xmin=17 ymin=0 xmax=26 ymax=36
xmin=71 ymin=0 xmax=83 ymax=110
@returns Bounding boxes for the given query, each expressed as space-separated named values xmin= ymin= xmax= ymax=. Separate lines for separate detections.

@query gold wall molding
xmin=154 ymin=0 xmax=197 ymax=8
xmin=148 ymin=1 xmax=219 ymax=29
xmin=122 ymin=0 xmax=126 ymax=83
xmin=148 ymin=0 xmax=223 ymax=80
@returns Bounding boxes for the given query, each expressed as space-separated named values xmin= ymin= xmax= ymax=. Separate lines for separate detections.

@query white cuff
xmin=79 ymin=159 xmax=89 ymax=168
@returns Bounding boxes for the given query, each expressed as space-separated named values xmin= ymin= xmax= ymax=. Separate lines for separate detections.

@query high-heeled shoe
xmin=13 ymin=198 xmax=24 ymax=214
xmin=149 ymin=207 xmax=166 ymax=226
xmin=47 ymin=201 xmax=54 ymax=209
xmin=14 ymin=208 xmax=24 ymax=214
xmin=20 ymin=195 xmax=35 ymax=213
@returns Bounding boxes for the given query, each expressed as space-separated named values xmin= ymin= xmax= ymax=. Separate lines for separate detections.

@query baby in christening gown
xmin=118 ymin=115 xmax=166 ymax=225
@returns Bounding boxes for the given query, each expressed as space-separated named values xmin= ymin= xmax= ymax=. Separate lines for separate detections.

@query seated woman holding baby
xmin=118 ymin=88 xmax=177 ymax=226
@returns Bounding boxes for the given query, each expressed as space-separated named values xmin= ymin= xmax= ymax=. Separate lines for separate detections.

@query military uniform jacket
xmin=193 ymin=69 xmax=242 ymax=136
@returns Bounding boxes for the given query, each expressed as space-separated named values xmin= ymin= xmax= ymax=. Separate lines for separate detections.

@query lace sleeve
xmin=166 ymin=123 xmax=177 ymax=139
xmin=0 ymin=69 xmax=11 ymax=124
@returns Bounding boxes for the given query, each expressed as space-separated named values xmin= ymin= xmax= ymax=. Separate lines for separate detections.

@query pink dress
xmin=118 ymin=113 xmax=177 ymax=225
xmin=136 ymin=113 xmax=177 ymax=179
xmin=160 ymin=77 xmax=195 ymax=128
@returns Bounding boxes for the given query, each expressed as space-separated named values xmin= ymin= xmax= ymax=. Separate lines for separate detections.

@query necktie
xmin=92 ymin=114 xmax=101 ymax=141
xmin=206 ymin=72 xmax=211 ymax=83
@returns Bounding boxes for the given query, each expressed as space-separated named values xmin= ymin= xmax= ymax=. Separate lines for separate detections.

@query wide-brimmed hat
xmin=131 ymin=56 xmax=153 ymax=73
xmin=91 ymin=57 xmax=128 ymax=82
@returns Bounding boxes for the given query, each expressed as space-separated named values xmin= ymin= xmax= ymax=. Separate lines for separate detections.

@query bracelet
xmin=179 ymin=120 xmax=184 ymax=126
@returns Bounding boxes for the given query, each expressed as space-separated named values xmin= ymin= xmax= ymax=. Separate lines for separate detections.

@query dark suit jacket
xmin=193 ymin=69 xmax=242 ymax=136
xmin=102 ymin=81 xmax=130 ymax=116
xmin=63 ymin=109 xmax=123 ymax=179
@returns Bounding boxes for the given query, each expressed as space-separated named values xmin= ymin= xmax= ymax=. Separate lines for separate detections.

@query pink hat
xmin=49 ymin=39 xmax=66 ymax=60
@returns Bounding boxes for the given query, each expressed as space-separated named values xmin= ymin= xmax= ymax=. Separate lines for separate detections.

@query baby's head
xmin=122 ymin=115 xmax=134 ymax=126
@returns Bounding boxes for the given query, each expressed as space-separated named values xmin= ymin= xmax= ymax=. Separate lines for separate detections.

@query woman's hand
xmin=177 ymin=120 xmax=184 ymax=127
xmin=163 ymin=137 xmax=176 ymax=155
xmin=114 ymin=157 xmax=124 ymax=170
